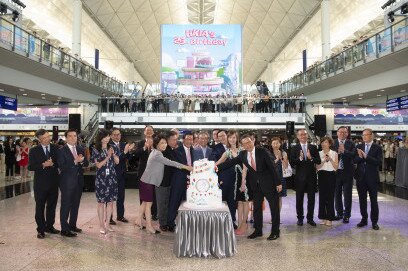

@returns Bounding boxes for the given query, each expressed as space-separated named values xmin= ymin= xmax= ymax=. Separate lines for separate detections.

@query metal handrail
xmin=0 ymin=16 xmax=125 ymax=94
xmin=280 ymin=17 xmax=408 ymax=93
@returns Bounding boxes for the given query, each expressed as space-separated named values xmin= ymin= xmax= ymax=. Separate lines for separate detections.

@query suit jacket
xmin=161 ymin=146 xmax=177 ymax=187
xmin=4 ymin=144 xmax=16 ymax=164
xmin=354 ymin=143 xmax=382 ymax=183
xmin=28 ymin=144 xmax=59 ymax=189
xmin=109 ymin=140 xmax=130 ymax=175
xmin=132 ymin=139 xmax=151 ymax=180
xmin=57 ymin=144 xmax=89 ymax=189
xmin=140 ymin=149 xmax=184 ymax=187
xmin=290 ymin=143 xmax=321 ymax=182
xmin=171 ymin=144 xmax=193 ymax=186
xmin=217 ymin=147 xmax=281 ymax=194
xmin=334 ymin=139 xmax=356 ymax=176
xmin=192 ymin=146 xmax=212 ymax=162
xmin=209 ymin=143 xmax=226 ymax=162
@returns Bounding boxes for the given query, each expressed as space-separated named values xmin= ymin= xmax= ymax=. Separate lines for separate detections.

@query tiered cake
xmin=185 ymin=159 xmax=222 ymax=209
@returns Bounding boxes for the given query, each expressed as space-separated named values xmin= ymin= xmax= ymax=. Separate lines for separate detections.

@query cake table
xmin=174 ymin=202 xmax=237 ymax=258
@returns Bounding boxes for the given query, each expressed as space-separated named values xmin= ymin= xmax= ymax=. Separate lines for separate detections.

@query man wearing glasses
xmin=354 ymin=128 xmax=382 ymax=230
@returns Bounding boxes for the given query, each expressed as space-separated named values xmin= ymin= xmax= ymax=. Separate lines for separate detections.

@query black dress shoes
xmin=159 ymin=225 xmax=169 ymax=232
xmin=333 ymin=215 xmax=342 ymax=221
xmin=343 ymin=217 xmax=350 ymax=224
xmin=247 ymin=231 xmax=262 ymax=239
xmin=167 ymin=226 xmax=175 ymax=232
xmin=307 ymin=220 xmax=317 ymax=227
xmin=109 ymin=219 xmax=117 ymax=225
xmin=71 ymin=227 xmax=82 ymax=233
xmin=117 ymin=217 xmax=129 ymax=223
xmin=61 ymin=231 xmax=77 ymax=237
xmin=45 ymin=227 xmax=60 ymax=234
xmin=37 ymin=232 xmax=45 ymax=239
xmin=297 ymin=219 xmax=303 ymax=226
xmin=357 ymin=221 xmax=368 ymax=228
xmin=372 ymin=224 xmax=380 ymax=230
xmin=267 ymin=233 xmax=280 ymax=241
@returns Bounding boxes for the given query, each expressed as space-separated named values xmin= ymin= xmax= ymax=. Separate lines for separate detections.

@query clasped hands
xmin=42 ymin=158 xmax=54 ymax=168
xmin=299 ymin=149 xmax=312 ymax=161
xmin=357 ymin=148 xmax=367 ymax=159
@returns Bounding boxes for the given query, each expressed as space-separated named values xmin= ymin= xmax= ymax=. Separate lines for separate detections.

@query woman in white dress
xmin=194 ymin=97 xmax=201 ymax=112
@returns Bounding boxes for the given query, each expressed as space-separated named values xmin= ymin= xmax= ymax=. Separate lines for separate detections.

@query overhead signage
xmin=386 ymin=95 xmax=408 ymax=112
xmin=0 ymin=95 xmax=18 ymax=111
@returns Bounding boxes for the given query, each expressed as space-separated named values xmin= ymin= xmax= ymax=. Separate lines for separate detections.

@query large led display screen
xmin=334 ymin=108 xmax=408 ymax=125
xmin=0 ymin=107 xmax=68 ymax=124
xmin=161 ymin=24 xmax=242 ymax=96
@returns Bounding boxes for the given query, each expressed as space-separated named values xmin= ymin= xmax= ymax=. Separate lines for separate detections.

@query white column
xmin=321 ymin=0 xmax=331 ymax=60
xmin=72 ymin=0 xmax=82 ymax=57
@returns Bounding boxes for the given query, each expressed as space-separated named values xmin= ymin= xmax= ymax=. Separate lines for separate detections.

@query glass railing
xmin=280 ymin=17 xmax=408 ymax=93
xmin=99 ymin=97 xmax=306 ymax=114
xmin=0 ymin=16 xmax=125 ymax=94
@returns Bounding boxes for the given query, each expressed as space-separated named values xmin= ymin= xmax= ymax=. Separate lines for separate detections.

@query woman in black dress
xmin=92 ymin=129 xmax=119 ymax=234
xmin=4 ymin=137 xmax=16 ymax=181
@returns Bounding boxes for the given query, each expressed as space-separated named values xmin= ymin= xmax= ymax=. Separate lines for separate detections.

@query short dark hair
xmin=183 ymin=131 xmax=193 ymax=139
xmin=270 ymin=137 xmax=282 ymax=144
xmin=240 ymin=134 xmax=252 ymax=142
xmin=320 ymin=136 xmax=334 ymax=146
xmin=153 ymin=133 xmax=167 ymax=148
xmin=65 ymin=128 xmax=77 ymax=137
xmin=144 ymin=125 xmax=153 ymax=130
xmin=35 ymin=129 xmax=48 ymax=138
xmin=166 ymin=130 xmax=178 ymax=139
xmin=337 ymin=126 xmax=348 ymax=131
xmin=296 ymin=128 xmax=306 ymax=134
xmin=217 ymin=130 xmax=227 ymax=136
xmin=363 ymin=128 xmax=373 ymax=135
xmin=111 ymin=127 xmax=121 ymax=133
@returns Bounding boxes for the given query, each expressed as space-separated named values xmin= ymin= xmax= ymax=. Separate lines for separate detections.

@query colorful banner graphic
xmin=334 ymin=107 xmax=408 ymax=125
xmin=0 ymin=107 xmax=68 ymax=125
xmin=161 ymin=24 xmax=242 ymax=96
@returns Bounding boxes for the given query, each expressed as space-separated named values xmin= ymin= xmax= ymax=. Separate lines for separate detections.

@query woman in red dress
xmin=18 ymin=138 xmax=30 ymax=180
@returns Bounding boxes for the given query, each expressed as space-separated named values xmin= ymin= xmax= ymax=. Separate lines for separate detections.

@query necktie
xmin=365 ymin=144 xmax=370 ymax=154
xmin=338 ymin=141 xmax=344 ymax=169
xmin=302 ymin=144 xmax=307 ymax=160
xmin=186 ymin=148 xmax=192 ymax=166
xmin=116 ymin=143 xmax=121 ymax=154
xmin=202 ymin=147 xmax=205 ymax=158
xmin=71 ymin=145 xmax=77 ymax=158
xmin=250 ymin=151 xmax=256 ymax=171
xmin=45 ymin=146 xmax=50 ymax=160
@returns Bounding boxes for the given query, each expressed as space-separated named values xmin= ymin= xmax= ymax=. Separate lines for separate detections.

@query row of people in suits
xmin=29 ymin=129 xmax=89 ymax=239
xmin=290 ymin=127 xmax=382 ymax=230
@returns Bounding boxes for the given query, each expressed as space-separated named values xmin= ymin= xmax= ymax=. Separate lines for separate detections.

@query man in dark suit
xmin=109 ymin=128 xmax=134 ymax=224
xmin=209 ymin=130 xmax=227 ymax=162
xmin=334 ymin=126 xmax=356 ymax=223
xmin=156 ymin=130 xmax=178 ymax=231
xmin=167 ymin=131 xmax=194 ymax=232
xmin=290 ymin=129 xmax=321 ymax=226
xmin=354 ymin=128 xmax=382 ymax=230
xmin=58 ymin=129 xmax=89 ymax=237
xmin=28 ymin=129 xmax=60 ymax=239
xmin=131 ymin=125 xmax=156 ymax=219
xmin=192 ymin=131 xmax=212 ymax=162
xmin=218 ymin=134 xmax=282 ymax=240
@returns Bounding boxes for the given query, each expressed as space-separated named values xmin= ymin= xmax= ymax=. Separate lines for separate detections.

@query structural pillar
xmin=72 ymin=0 xmax=82 ymax=57
xmin=321 ymin=0 xmax=331 ymax=60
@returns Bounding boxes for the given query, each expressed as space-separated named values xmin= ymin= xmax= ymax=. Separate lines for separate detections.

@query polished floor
xmin=0 ymin=185 xmax=408 ymax=270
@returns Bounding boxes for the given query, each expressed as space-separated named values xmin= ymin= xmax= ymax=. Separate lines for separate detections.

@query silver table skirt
xmin=174 ymin=202 xmax=237 ymax=258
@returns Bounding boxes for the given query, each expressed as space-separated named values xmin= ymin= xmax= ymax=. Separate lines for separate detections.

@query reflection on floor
xmin=0 ymin=174 xmax=33 ymax=201
xmin=0 ymin=188 xmax=407 ymax=271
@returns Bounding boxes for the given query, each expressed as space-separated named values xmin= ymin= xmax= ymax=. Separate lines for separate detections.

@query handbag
xmin=282 ymin=162 xmax=293 ymax=178
xmin=16 ymin=154 xmax=21 ymax=162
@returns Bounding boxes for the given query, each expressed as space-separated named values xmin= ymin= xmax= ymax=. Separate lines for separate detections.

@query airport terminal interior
xmin=0 ymin=0 xmax=408 ymax=270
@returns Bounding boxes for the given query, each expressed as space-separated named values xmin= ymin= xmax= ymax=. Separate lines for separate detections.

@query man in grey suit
xmin=192 ymin=131 xmax=212 ymax=162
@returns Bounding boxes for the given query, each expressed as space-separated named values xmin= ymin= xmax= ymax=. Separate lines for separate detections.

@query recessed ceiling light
xmin=401 ymin=90 xmax=406 ymax=93
xmin=41 ymin=93 xmax=46 ymax=96
xmin=380 ymin=89 xmax=385 ymax=92
xmin=358 ymin=97 xmax=363 ymax=99
xmin=377 ymin=94 xmax=381 ymax=97
xmin=0 ymin=89 xmax=4 ymax=92
xmin=342 ymin=97 xmax=346 ymax=100
xmin=58 ymin=97 xmax=62 ymax=99
xmin=358 ymin=94 xmax=363 ymax=96
xmin=42 ymin=97 xmax=46 ymax=99
xmin=19 ymin=88 xmax=25 ymax=92
xmin=28 ymin=104 xmax=33 ymax=106
xmin=22 ymin=93 xmax=27 ymax=96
